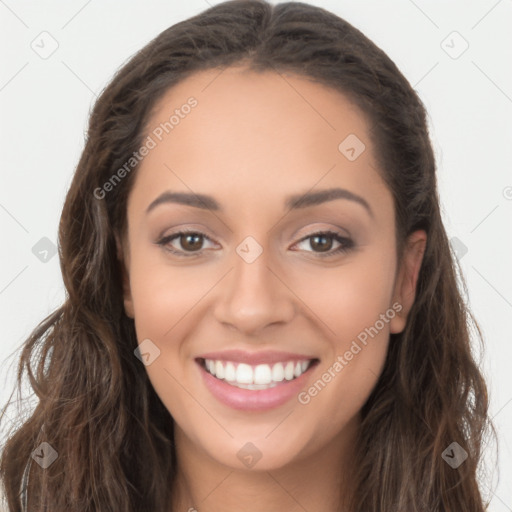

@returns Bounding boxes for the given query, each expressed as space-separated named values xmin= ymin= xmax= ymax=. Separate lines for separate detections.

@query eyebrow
xmin=146 ymin=187 xmax=374 ymax=218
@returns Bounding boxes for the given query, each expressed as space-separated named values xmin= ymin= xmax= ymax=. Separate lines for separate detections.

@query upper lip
xmin=196 ymin=349 xmax=318 ymax=366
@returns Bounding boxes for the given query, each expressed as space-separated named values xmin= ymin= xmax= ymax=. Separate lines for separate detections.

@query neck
xmin=170 ymin=413 xmax=360 ymax=512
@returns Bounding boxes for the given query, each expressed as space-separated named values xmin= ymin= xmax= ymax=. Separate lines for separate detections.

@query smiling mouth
xmin=196 ymin=357 xmax=320 ymax=390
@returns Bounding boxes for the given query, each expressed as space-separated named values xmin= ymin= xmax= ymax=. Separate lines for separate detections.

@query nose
xmin=213 ymin=244 xmax=296 ymax=336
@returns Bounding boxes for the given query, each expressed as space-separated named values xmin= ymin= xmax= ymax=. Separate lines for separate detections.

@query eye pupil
xmin=311 ymin=234 xmax=332 ymax=252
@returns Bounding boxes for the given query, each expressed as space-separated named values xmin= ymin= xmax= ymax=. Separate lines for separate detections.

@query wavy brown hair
xmin=0 ymin=1 xmax=497 ymax=510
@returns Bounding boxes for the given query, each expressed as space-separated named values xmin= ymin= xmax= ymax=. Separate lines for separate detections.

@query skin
xmin=117 ymin=66 xmax=427 ymax=512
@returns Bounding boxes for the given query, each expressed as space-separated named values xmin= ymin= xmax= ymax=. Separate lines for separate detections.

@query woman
xmin=0 ymin=1 xmax=496 ymax=510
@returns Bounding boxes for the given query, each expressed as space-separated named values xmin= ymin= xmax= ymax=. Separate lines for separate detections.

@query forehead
xmin=129 ymin=66 xmax=390 ymax=218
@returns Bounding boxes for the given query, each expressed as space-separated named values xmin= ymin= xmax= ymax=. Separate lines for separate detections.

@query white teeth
xmin=225 ymin=361 xmax=236 ymax=381
xmin=236 ymin=363 xmax=253 ymax=384
xmin=271 ymin=362 xmax=285 ymax=382
xmin=215 ymin=360 xmax=225 ymax=379
xmin=284 ymin=361 xmax=295 ymax=380
xmin=254 ymin=364 xmax=272 ymax=385
xmin=203 ymin=358 xmax=314 ymax=388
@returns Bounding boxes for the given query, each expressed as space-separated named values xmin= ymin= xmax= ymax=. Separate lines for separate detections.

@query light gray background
xmin=1 ymin=0 xmax=511 ymax=509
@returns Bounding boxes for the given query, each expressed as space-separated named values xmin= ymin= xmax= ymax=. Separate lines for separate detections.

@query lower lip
xmin=197 ymin=360 xmax=318 ymax=411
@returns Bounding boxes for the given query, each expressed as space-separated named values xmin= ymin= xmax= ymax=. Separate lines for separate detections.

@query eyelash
xmin=156 ymin=229 xmax=354 ymax=259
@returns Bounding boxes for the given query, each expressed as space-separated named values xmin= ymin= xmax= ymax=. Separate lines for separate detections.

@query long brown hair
xmin=0 ymin=1 xmax=497 ymax=510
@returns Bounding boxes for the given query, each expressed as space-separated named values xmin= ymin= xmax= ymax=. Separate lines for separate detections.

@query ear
xmin=389 ymin=229 xmax=427 ymax=334
xmin=115 ymin=233 xmax=135 ymax=319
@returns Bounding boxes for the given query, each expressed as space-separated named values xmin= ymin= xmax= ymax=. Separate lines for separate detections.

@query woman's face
xmin=119 ymin=66 xmax=426 ymax=471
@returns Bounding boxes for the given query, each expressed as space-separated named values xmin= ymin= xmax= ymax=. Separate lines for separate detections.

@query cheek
xmin=128 ymin=251 xmax=212 ymax=340
xmin=295 ymin=261 xmax=395 ymax=444
xmin=292 ymin=248 xmax=397 ymax=344
xmin=127 ymin=253 xmax=212 ymax=412
xmin=298 ymin=249 xmax=396 ymax=414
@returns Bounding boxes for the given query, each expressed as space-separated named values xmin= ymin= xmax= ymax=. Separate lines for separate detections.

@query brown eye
xmin=157 ymin=230 xmax=216 ymax=257
xmin=293 ymin=231 xmax=354 ymax=258
xmin=179 ymin=233 xmax=204 ymax=252
xmin=309 ymin=234 xmax=334 ymax=252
